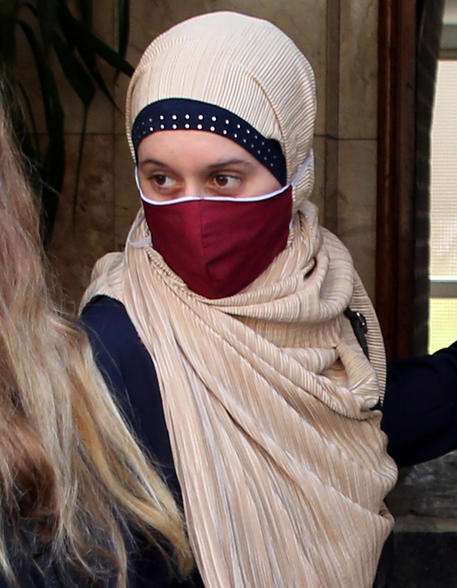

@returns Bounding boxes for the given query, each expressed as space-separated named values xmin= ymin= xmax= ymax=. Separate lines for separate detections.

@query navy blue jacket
xmin=382 ymin=341 xmax=457 ymax=466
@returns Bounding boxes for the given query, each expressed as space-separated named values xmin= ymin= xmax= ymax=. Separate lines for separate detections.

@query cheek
xmin=137 ymin=174 xmax=152 ymax=195
xmin=252 ymin=173 xmax=282 ymax=195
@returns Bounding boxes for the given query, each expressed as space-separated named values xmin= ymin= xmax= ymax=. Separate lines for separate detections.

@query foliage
xmin=0 ymin=0 xmax=133 ymax=242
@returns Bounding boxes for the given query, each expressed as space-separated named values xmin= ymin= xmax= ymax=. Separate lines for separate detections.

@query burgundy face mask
xmin=136 ymin=176 xmax=292 ymax=298
xmin=135 ymin=156 xmax=310 ymax=299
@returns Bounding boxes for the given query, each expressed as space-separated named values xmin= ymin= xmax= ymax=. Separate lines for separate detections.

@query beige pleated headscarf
xmin=82 ymin=12 xmax=397 ymax=587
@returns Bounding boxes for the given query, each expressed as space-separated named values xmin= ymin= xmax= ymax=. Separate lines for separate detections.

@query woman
xmin=0 ymin=90 xmax=192 ymax=586
xmin=81 ymin=12 xmax=397 ymax=587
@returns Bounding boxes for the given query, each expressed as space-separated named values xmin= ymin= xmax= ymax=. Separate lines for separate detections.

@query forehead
xmin=137 ymin=130 xmax=259 ymax=164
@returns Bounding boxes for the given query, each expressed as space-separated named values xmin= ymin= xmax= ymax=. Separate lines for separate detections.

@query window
xmin=429 ymin=57 xmax=457 ymax=352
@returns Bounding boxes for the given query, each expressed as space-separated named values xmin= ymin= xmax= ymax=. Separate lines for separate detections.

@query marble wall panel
xmin=311 ymin=135 xmax=327 ymax=224
xmin=325 ymin=0 xmax=341 ymax=140
xmin=339 ymin=0 xmax=378 ymax=139
xmin=336 ymin=139 xmax=377 ymax=300
xmin=323 ymin=136 xmax=339 ymax=234
xmin=114 ymin=135 xmax=140 ymax=250
xmin=48 ymin=135 xmax=115 ymax=311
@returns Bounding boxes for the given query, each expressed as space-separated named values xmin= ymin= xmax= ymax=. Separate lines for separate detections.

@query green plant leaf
xmin=90 ymin=31 xmax=134 ymax=76
xmin=17 ymin=80 xmax=41 ymax=156
xmin=0 ymin=1 xmax=20 ymax=75
xmin=19 ymin=18 xmax=65 ymax=239
xmin=0 ymin=0 xmax=19 ymax=18
xmin=0 ymin=77 xmax=40 ymax=177
xmin=1 ymin=0 xmax=133 ymax=243
xmin=117 ymin=0 xmax=130 ymax=60
xmin=57 ymin=1 xmax=115 ymax=105
xmin=72 ymin=106 xmax=88 ymax=220
xmin=76 ymin=0 xmax=93 ymax=31
xmin=36 ymin=0 xmax=59 ymax=54
xmin=41 ymin=142 xmax=64 ymax=243
xmin=53 ymin=33 xmax=96 ymax=106
xmin=18 ymin=19 xmax=64 ymax=133
xmin=58 ymin=1 xmax=133 ymax=77
xmin=57 ymin=0 xmax=132 ymax=107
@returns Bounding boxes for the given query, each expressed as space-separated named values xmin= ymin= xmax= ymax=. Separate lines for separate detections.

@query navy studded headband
xmin=131 ymin=98 xmax=287 ymax=186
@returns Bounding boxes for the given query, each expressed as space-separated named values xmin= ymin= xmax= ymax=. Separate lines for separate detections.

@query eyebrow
xmin=139 ymin=158 xmax=171 ymax=169
xmin=138 ymin=158 xmax=255 ymax=170
xmin=206 ymin=159 xmax=255 ymax=170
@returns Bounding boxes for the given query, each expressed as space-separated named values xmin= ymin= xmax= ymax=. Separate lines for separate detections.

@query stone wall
xmin=41 ymin=0 xmax=380 ymax=310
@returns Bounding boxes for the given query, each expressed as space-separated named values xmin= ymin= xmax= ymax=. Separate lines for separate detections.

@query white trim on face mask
xmin=134 ymin=154 xmax=313 ymax=206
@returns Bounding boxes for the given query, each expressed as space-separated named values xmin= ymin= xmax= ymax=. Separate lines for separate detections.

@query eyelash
xmin=149 ymin=173 xmax=174 ymax=187
xmin=147 ymin=173 xmax=242 ymax=191
xmin=212 ymin=174 xmax=240 ymax=188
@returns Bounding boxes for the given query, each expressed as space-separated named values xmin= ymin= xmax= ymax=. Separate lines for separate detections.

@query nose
xmin=183 ymin=180 xmax=206 ymax=198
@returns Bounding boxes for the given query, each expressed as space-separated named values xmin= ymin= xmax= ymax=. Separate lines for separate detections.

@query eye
xmin=151 ymin=173 xmax=175 ymax=188
xmin=213 ymin=174 xmax=240 ymax=189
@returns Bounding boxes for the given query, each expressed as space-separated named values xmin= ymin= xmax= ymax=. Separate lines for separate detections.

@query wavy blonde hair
xmin=0 ymin=91 xmax=192 ymax=586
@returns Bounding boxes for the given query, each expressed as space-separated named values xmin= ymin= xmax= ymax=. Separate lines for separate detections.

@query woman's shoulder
xmin=80 ymin=296 xmax=177 ymax=483
xmin=81 ymin=295 xmax=137 ymax=342
xmin=80 ymin=295 xmax=150 ymax=376
xmin=80 ymin=293 xmax=160 ymax=398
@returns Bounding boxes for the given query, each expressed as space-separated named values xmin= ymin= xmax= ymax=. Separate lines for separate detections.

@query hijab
xmin=82 ymin=12 xmax=397 ymax=587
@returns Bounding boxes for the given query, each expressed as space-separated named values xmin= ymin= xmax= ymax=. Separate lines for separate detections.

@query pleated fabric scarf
xmin=81 ymin=12 xmax=397 ymax=587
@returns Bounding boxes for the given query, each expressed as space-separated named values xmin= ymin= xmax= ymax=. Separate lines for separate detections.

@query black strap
xmin=344 ymin=307 xmax=384 ymax=410
xmin=344 ymin=307 xmax=369 ymax=359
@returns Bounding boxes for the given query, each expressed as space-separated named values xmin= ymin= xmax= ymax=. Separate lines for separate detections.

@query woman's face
xmin=137 ymin=130 xmax=281 ymax=201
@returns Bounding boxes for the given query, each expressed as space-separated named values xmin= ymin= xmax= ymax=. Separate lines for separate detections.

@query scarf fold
xmin=82 ymin=200 xmax=397 ymax=588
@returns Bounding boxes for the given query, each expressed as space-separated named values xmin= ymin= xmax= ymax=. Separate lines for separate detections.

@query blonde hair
xmin=0 ymin=89 xmax=192 ymax=585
